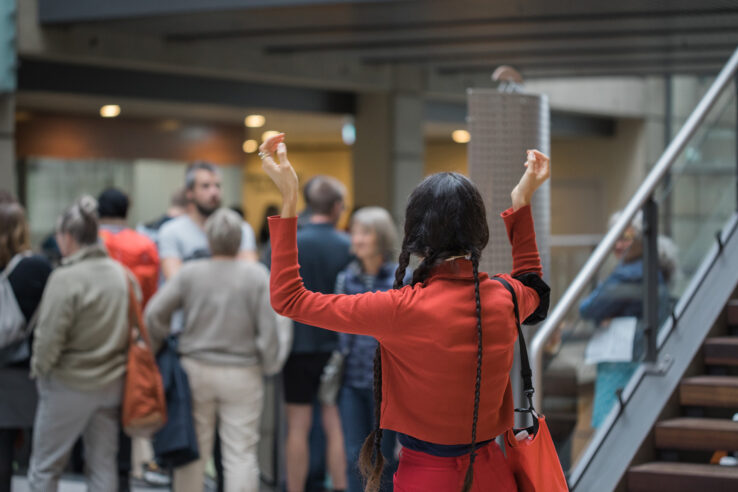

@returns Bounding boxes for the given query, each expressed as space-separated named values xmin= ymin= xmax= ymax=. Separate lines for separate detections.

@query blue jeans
xmin=338 ymin=385 xmax=396 ymax=492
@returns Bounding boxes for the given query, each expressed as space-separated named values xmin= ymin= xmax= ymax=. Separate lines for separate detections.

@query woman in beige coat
xmin=28 ymin=196 xmax=131 ymax=492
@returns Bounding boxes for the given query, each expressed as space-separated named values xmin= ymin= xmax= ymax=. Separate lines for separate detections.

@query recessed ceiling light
xmin=242 ymin=139 xmax=259 ymax=153
xmin=245 ymin=114 xmax=266 ymax=128
xmin=100 ymin=105 xmax=121 ymax=118
xmin=452 ymin=129 xmax=470 ymax=143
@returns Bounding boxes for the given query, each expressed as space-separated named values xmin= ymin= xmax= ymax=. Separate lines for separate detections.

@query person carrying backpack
xmin=98 ymin=188 xmax=160 ymax=308
xmin=0 ymin=199 xmax=52 ymax=492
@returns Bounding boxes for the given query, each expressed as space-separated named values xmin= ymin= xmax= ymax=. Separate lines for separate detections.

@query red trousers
xmin=393 ymin=442 xmax=518 ymax=492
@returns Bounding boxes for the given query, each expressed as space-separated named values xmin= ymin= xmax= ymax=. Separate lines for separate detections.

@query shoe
xmin=142 ymin=461 xmax=171 ymax=487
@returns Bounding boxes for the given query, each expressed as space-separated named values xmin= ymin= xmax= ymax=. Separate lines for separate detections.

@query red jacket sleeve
xmin=268 ymin=216 xmax=404 ymax=341
xmin=499 ymin=205 xmax=544 ymax=322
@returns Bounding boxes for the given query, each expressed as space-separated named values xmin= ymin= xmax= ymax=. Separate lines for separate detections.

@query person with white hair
xmin=145 ymin=208 xmax=286 ymax=492
xmin=28 ymin=196 xmax=131 ymax=491
xmin=335 ymin=207 xmax=410 ymax=492
xmin=580 ymin=210 xmax=676 ymax=428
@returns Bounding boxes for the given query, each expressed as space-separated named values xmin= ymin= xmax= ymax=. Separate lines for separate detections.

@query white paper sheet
xmin=584 ymin=316 xmax=638 ymax=365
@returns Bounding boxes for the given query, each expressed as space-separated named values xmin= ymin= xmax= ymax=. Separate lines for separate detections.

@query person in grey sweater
xmin=145 ymin=208 xmax=287 ymax=492
xmin=28 ymin=196 xmax=130 ymax=492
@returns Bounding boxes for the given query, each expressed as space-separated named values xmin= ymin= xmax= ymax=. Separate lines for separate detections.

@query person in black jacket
xmin=0 ymin=200 xmax=52 ymax=492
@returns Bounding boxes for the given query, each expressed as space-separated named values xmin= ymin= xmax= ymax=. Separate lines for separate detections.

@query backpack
xmin=100 ymin=228 xmax=160 ymax=308
xmin=0 ymin=253 xmax=35 ymax=348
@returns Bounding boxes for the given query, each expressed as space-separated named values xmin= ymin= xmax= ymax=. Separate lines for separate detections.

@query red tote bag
xmin=492 ymin=277 xmax=568 ymax=492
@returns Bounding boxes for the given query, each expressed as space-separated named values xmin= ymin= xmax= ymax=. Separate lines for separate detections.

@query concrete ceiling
xmin=37 ymin=0 xmax=738 ymax=79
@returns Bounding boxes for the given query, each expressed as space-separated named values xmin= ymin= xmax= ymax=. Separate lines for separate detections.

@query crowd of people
xmin=1 ymin=136 xmax=554 ymax=492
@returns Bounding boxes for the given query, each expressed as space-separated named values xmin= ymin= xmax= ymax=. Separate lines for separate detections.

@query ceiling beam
xmin=16 ymin=58 xmax=356 ymax=114
xmin=38 ymin=0 xmax=398 ymax=24
xmin=266 ymin=23 xmax=738 ymax=54
xmin=361 ymin=38 xmax=738 ymax=65
xmin=164 ymin=6 xmax=738 ymax=42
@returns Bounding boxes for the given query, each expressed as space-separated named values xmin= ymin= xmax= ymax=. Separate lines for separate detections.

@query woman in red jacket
xmin=261 ymin=133 xmax=550 ymax=492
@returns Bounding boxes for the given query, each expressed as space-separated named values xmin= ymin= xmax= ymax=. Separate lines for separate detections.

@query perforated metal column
xmin=467 ymin=89 xmax=551 ymax=281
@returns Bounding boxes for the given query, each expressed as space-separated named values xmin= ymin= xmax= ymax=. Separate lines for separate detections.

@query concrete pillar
xmin=353 ymin=70 xmax=425 ymax=223
xmin=0 ymin=94 xmax=15 ymax=196
xmin=467 ymin=89 xmax=551 ymax=281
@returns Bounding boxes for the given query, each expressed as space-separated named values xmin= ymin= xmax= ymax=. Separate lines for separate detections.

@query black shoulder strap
xmin=492 ymin=276 xmax=535 ymax=408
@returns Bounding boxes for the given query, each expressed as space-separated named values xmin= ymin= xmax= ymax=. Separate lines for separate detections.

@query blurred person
xmin=157 ymin=162 xmax=258 ymax=491
xmin=27 ymin=196 xmax=132 ymax=491
xmin=336 ymin=207 xmax=408 ymax=492
xmin=229 ymin=204 xmax=245 ymax=219
xmin=279 ymin=175 xmax=351 ymax=492
xmin=97 ymin=187 xmax=165 ymax=489
xmin=159 ymin=162 xmax=257 ymax=281
xmin=580 ymin=211 xmax=674 ymax=428
xmin=258 ymin=204 xmax=280 ymax=247
xmin=0 ymin=202 xmax=52 ymax=492
xmin=145 ymin=208 xmax=285 ymax=492
xmin=98 ymin=188 xmax=160 ymax=307
xmin=138 ymin=188 xmax=188 ymax=245
xmin=261 ymin=135 xmax=550 ymax=492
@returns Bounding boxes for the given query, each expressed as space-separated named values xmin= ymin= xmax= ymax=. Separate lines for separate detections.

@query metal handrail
xmin=530 ymin=46 xmax=738 ymax=411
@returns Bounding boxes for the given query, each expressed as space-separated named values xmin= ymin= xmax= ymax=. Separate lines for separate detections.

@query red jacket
xmin=269 ymin=205 xmax=542 ymax=445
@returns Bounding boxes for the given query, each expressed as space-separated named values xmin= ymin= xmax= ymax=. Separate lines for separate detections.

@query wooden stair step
xmin=628 ymin=462 xmax=738 ymax=492
xmin=680 ymin=376 xmax=738 ymax=407
xmin=655 ymin=418 xmax=738 ymax=451
xmin=704 ymin=337 xmax=738 ymax=366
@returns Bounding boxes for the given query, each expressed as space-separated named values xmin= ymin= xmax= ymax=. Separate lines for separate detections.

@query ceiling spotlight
xmin=261 ymin=130 xmax=280 ymax=142
xmin=242 ymin=139 xmax=259 ymax=154
xmin=452 ymin=129 xmax=471 ymax=144
xmin=245 ymin=114 xmax=266 ymax=128
xmin=100 ymin=105 xmax=121 ymax=118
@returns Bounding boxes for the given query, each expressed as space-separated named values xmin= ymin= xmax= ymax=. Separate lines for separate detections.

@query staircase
xmin=628 ymin=300 xmax=738 ymax=491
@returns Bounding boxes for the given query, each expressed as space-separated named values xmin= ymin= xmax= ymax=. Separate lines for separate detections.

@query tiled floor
xmin=12 ymin=475 xmax=164 ymax=491
xmin=11 ymin=475 xmax=276 ymax=491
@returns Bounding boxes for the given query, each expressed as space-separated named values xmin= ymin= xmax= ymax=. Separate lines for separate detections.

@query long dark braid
xmin=462 ymin=250 xmax=484 ymax=492
xmin=358 ymin=245 xmax=411 ymax=492
xmin=359 ymin=172 xmax=490 ymax=492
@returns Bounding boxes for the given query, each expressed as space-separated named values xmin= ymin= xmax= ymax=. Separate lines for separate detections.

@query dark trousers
xmin=0 ymin=429 xmax=14 ymax=492
xmin=118 ymin=428 xmax=131 ymax=491
xmin=339 ymin=386 xmax=396 ymax=492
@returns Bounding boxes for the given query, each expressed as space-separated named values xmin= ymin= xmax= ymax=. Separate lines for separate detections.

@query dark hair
xmin=0 ymin=202 xmax=30 ymax=269
xmin=97 ymin=188 xmax=130 ymax=219
xmin=358 ymin=172 xmax=489 ymax=492
xmin=305 ymin=175 xmax=345 ymax=216
xmin=185 ymin=161 xmax=220 ymax=190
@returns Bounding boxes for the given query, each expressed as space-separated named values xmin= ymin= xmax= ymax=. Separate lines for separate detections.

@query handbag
xmin=492 ymin=276 xmax=568 ymax=492
xmin=121 ymin=274 xmax=167 ymax=438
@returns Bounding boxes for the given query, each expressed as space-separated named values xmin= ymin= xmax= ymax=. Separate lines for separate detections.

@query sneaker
xmin=142 ymin=462 xmax=171 ymax=487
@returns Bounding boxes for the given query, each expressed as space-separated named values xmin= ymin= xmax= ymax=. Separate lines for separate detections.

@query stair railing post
xmin=643 ymin=197 xmax=660 ymax=363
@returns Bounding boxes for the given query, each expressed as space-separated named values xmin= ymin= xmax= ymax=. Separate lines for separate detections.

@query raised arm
xmin=261 ymin=134 xmax=403 ymax=340
xmin=501 ymin=150 xmax=551 ymax=323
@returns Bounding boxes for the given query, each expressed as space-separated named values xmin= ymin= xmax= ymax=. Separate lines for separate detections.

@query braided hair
xmin=358 ymin=173 xmax=489 ymax=492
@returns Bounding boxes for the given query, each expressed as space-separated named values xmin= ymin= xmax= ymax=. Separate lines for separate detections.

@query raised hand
xmin=511 ymin=149 xmax=551 ymax=211
xmin=260 ymin=133 xmax=299 ymax=218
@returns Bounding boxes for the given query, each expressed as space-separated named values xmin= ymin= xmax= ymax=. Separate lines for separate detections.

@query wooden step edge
xmin=628 ymin=462 xmax=738 ymax=492
xmin=655 ymin=418 xmax=738 ymax=451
